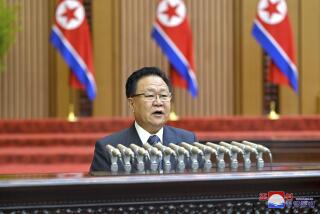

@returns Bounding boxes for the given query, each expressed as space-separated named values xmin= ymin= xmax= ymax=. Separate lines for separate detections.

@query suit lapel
xmin=163 ymin=126 xmax=177 ymax=146
xmin=128 ymin=125 xmax=176 ymax=147
xmin=127 ymin=124 xmax=143 ymax=147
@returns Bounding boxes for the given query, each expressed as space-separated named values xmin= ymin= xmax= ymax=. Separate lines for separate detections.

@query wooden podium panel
xmin=0 ymin=163 xmax=320 ymax=213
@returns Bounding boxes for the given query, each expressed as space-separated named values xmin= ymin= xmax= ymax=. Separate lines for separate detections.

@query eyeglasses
xmin=131 ymin=92 xmax=172 ymax=102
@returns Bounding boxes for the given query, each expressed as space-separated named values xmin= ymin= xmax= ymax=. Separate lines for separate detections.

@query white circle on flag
xmin=156 ymin=0 xmax=186 ymax=27
xmin=257 ymin=0 xmax=287 ymax=25
xmin=55 ymin=0 xmax=85 ymax=30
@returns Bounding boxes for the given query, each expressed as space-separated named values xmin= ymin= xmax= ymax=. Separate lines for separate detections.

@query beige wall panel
xmin=280 ymin=0 xmax=299 ymax=115
xmin=55 ymin=53 xmax=69 ymax=118
xmin=233 ymin=0 xmax=242 ymax=115
xmin=120 ymin=0 xmax=168 ymax=116
xmin=0 ymin=0 xmax=50 ymax=119
xmin=120 ymin=0 xmax=234 ymax=117
xmin=300 ymin=0 xmax=320 ymax=114
xmin=241 ymin=0 xmax=263 ymax=115
xmin=93 ymin=0 xmax=122 ymax=116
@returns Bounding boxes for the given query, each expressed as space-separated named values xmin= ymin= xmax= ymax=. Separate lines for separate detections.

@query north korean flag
xmin=50 ymin=0 xmax=96 ymax=101
xmin=252 ymin=0 xmax=298 ymax=93
xmin=152 ymin=0 xmax=198 ymax=97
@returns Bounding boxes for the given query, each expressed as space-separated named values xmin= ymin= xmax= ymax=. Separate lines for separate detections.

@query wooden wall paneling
xmin=113 ymin=0 xmax=122 ymax=116
xmin=240 ymin=0 xmax=263 ymax=115
xmin=116 ymin=0 xmax=234 ymax=117
xmin=0 ymin=0 xmax=50 ymax=118
xmin=120 ymin=0 xmax=167 ymax=116
xmin=92 ymin=0 xmax=122 ymax=117
xmin=48 ymin=0 xmax=57 ymax=117
xmin=55 ymin=52 xmax=69 ymax=118
xmin=171 ymin=0 xmax=235 ymax=116
xmin=233 ymin=0 xmax=242 ymax=115
xmin=300 ymin=0 xmax=320 ymax=114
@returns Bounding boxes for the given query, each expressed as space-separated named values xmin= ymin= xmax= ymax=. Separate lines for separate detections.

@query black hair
xmin=125 ymin=67 xmax=172 ymax=98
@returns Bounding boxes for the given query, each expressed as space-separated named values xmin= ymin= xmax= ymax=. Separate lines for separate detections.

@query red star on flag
xmin=62 ymin=5 xmax=78 ymax=23
xmin=162 ymin=3 xmax=180 ymax=21
xmin=263 ymin=0 xmax=280 ymax=19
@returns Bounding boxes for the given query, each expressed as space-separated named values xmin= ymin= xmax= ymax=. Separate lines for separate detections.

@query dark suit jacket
xmin=90 ymin=124 xmax=197 ymax=172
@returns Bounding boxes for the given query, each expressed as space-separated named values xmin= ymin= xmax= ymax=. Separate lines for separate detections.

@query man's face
xmin=129 ymin=75 xmax=171 ymax=134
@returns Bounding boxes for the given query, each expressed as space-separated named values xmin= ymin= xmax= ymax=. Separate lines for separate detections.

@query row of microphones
xmin=105 ymin=141 xmax=272 ymax=173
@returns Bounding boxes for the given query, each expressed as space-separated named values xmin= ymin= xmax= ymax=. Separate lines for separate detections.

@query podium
xmin=1 ymin=163 xmax=320 ymax=213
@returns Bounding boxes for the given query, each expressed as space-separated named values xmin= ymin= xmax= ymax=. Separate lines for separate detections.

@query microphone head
xmin=242 ymin=140 xmax=255 ymax=147
xmin=231 ymin=141 xmax=258 ymax=154
xmin=143 ymin=143 xmax=162 ymax=156
xmin=142 ymin=142 xmax=152 ymax=151
xmin=180 ymin=142 xmax=203 ymax=155
xmin=219 ymin=141 xmax=243 ymax=153
xmin=155 ymin=143 xmax=176 ymax=156
xmin=206 ymin=142 xmax=229 ymax=153
xmin=106 ymin=144 xmax=121 ymax=158
xmin=169 ymin=143 xmax=190 ymax=157
xmin=219 ymin=141 xmax=231 ymax=148
xmin=113 ymin=148 xmax=122 ymax=158
xmin=256 ymin=145 xmax=271 ymax=153
xmin=194 ymin=142 xmax=217 ymax=155
xmin=242 ymin=141 xmax=271 ymax=153
xmin=117 ymin=144 xmax=135 ymax=158
xmin=130 ymin=144 xmax=148 ymax=156
xmin=191 ymin=146 xmax=204 ymax=155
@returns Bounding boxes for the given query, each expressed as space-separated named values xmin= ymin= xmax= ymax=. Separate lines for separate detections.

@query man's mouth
xmin=152 ymin=110 xmax=164 ymax=116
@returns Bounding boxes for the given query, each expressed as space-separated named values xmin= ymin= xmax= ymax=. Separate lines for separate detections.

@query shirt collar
xmin=134 ymin=121 xmax=163 ymax=145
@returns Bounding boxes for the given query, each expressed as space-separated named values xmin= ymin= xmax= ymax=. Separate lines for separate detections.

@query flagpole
xmin=169 ymin=88 xmax=179 ymax=121
xmin=68 ymin=86 xmax=78 ymax=122
xmin=169 ymin=65 xmax=179 ymax=121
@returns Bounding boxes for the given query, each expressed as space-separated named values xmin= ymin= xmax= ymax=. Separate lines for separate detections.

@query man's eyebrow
xmin=144 ymin=88 xmax=169 ymax=93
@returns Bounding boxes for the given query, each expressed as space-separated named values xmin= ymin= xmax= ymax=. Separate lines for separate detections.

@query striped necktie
xmin=147 ymin=135 xmax=160 ymax=145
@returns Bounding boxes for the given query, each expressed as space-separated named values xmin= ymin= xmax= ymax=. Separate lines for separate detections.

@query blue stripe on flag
xmin=252 ymin=22 xmax=298 ymax=93
xmin=50 ymin=29 xmax=96 ymax=101
xmin=151 ymin=27 xmax=198 ymax=97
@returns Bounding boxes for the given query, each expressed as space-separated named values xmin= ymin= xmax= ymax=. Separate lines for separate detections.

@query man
xmin=90 ymin=67 xmax=197 ymax=172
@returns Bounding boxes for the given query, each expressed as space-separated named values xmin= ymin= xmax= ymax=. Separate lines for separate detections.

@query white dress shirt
xmin=134 ymin=121 xmax=163 ymax=145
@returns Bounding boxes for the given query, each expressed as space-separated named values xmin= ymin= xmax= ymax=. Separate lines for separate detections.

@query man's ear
xmin=128 ymin=98 xmax=134 ymax=112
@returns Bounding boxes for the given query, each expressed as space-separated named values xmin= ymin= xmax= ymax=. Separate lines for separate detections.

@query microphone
xmin=117 ymin=144 xmax=134 ymax=158
xmin=219 ymin=141 xmax=243 ymax=154
xmin=117 ymin=144 xmax=134 ymax=173
xmin=206 ymin=142 xmax=229 ymax=154
xmin=242 ymin=141 xmax=271 ymax=153
xmin=154 ymin=143 xmax=176 ymax=172
xmin=169 ymin=143 xmax=190 ymax=157
xmin=219 ymin=141 xmax=242 ymax=170
xmin=194 ymin=142 xmax=217 ymax=171
xmin=180 ymin=142 xmax=203 ymax=156
xmin=130 ymin=144 xmax=148 ymax=172
xmin=143 ymin=143 xmax=162 ymax=172
xmin=194 ymin=142 xmax=217 ymax=155
xmin=180 ymin=142 xmax=203 ymax=171
xmin=154 ymin=143 xmax=176 ymax=157
xmin=231 ymin=141 xmax=258 ymax=170
xmin=143 ymin=143 xmax=162 ymax=157
xmin=205 ymin=142 xmax=227 ymax=169
xmin=231 ymin=141 xmax=258 ymax=155
xmin=169 ymin=143 xmax=190 ymax=172
xmin=130 ymin=144 xmax=149 ymax=156
xmin=106 ymin=144 xmax=122 ymax=173
xmin=242 ymin=141 xmax=273 ymax=169
xmin=106 ymin=144 xmax=122 ymax=158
